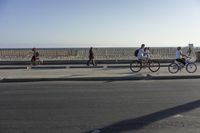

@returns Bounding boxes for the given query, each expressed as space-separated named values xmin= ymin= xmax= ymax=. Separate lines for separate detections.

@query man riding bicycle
xmin=131 ymin=44 xmax=160 ymax=72
xmin=175 ymin=46 xmax=189 ymax=66
xmin=137 ymin=44 xmax=149 ymax=61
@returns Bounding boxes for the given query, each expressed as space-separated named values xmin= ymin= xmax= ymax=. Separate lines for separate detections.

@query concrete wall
xmin=0 ymin=47 xmax=198 ymax=61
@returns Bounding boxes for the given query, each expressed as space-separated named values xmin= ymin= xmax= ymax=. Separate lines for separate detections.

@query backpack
xmin=134 ymin=48 xmax=140 ymax=57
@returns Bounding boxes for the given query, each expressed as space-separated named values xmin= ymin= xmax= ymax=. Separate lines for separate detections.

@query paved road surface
xmin=0 ymin=65 xmax=200 ymax=80
xmin=0 ymin=80 xmax=200 ymax=133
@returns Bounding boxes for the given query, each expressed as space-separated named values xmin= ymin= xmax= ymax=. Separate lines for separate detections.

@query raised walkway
xmin=0 ymin=63 xmax=200 ymax=82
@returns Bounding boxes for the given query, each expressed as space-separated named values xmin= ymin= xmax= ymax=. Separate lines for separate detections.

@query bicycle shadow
xmin=83 ymin=99 xmax=200 ymax=133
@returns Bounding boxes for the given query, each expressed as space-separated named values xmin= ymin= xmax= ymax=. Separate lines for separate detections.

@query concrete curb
xmin=1 ymin=74 xmax=200 ymax=83
xmin=0 ymin=64 xmax=170 ymax=70
xmin=147 ymin=74 xmax=200 ymax=80
xmin=0 ymin=76 xmax=146 ymax=83
xmin=0 ymin=59 xmax=174 ymax=65
xmin=0 ymin=66 xmax=28 ymax=69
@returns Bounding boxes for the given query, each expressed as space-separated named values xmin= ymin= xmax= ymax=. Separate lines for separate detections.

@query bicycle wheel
xmin=130 ymin=61 xmax=142 ymax=72
xmin=168 ymin=63 xmax=179 ymax=74
xmin=186 ymin=63 xmax=197 ymax=73
xmin=148 ymin=61 xmax=160 ymax=72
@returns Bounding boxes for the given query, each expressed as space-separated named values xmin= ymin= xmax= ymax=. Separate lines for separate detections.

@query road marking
xmin=173 ymin=114 xmax=183 ymax=118
xmin=91 ymin=129 xmax=101 ymax=133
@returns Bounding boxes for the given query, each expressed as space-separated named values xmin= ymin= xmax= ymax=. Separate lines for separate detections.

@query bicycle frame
xmin=130 ymin=59 xmax=160 ymax=73
xmin=174 ymin=57 xmax=193 ymax=69
xmin=140 ymin=60 xmax=150 ymax=68
xmin=168 ymin=57 xmax=197 ymax=74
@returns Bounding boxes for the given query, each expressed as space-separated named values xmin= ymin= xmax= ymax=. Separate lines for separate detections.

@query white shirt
xmin=145 ymin=49 xmax=150 ymax=57
xmin=176 ymin=50 xmax=182 ymax=59
xmin=137 ymin=48 xmax=145 ymax=59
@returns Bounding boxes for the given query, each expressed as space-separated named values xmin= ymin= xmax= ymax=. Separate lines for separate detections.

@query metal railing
xmin=0 ymin=47 xmax=197 ymax=61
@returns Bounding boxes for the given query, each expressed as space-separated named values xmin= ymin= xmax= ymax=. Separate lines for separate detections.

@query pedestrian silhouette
xmin=87 ymin=47 xmax=96 ymax=66
xmin=31 ymin=48 xmax=37 ymax=65
xmin=31 ymin=48 xmax=42 ymax=65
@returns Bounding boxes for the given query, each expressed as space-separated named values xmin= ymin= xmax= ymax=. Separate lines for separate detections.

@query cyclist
xmin=175 ymin=46 xmax=188 ymax=66
xmin=130 ymin=44 xmax=160 ymax=72
xmin=137 ymin=44 xmax=148 ymax=61
xmin=144 ymin=47 xmax=150 ymax=59
xmin=187 ymin=47 xmax=192 ymax=56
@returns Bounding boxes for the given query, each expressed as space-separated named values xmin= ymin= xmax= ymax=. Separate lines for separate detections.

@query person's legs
xmin=137 ymin=57 xmax=145 ymax=68
xmin=87 ymin=58 xmax=91 ymax=66
xmin=140 ymin=56 xmax=148 ymax=67
xmin=92 ymin=59 xmax=96 ymax=66
xmin=176 ymin=59 xmax=185 ymax=65
xmin=181 ymin=58 xmax=186 ymax=65
xmin=31 ymin=56 xmax=36 ymax=65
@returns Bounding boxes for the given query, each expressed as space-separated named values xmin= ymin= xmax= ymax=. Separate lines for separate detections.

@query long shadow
xmin=84 ymin=100 xmax=200 ymax=133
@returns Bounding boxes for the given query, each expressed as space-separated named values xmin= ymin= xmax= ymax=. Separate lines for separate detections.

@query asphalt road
xmin=0 ymin=80 xmax=200 ymax=133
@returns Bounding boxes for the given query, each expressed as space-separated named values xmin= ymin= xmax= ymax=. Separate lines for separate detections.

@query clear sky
xmin=0 ymin=0 xmax=200 ymax=48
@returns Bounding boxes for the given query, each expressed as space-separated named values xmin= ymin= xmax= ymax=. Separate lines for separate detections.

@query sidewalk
xmin=0 ymin=63 xmax=171 ymax=69
xmin=0 ymin=64 xmax=200 ymax=82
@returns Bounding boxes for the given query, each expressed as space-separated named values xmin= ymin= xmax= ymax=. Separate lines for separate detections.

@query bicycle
xmin=130 ymin=59 xmax=160 ymax=73
xmin=168 ymin=57 xmax=197 ymax=74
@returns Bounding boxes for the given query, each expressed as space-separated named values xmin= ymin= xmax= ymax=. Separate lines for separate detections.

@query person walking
xmin=31 ymin=48 xmax=37 ymax=65
xmin=87 ymin=47 xmax=96 ymax=66
xmin=31 ymin=48 xmax=41 ymax=65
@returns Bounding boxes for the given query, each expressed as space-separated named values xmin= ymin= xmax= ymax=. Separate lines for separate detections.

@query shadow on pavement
xmin=84 ymin=100 xmax=200 ymax=133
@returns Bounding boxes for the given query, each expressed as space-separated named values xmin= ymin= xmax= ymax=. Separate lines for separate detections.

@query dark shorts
xmin=31 ymin=56 xmax=36 ymax=62
xmin=176 ymin=58 xmax=186 ymax=65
